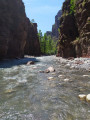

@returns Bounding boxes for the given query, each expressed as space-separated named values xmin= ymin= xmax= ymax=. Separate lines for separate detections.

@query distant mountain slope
xmin=46 ymin=10 xmax=62 ymax=41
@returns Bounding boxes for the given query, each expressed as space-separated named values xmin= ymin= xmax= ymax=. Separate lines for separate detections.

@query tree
xmin=31 ymin=19 xmax=35 ymax=23
xmin=43 ymin=33 xmax=47 ymax=54
xmin=38 ymin=30 xmax=57 ymax=55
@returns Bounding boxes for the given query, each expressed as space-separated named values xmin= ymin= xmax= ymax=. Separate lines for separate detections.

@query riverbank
xmin=56 ymin=57 xmax=90 ymax=72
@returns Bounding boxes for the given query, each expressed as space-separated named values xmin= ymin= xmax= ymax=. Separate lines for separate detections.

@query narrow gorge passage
xmin=0 ymin=56 xmax=90 ymax=120
xmin=0 ymin=0 xmax=90 ymax=120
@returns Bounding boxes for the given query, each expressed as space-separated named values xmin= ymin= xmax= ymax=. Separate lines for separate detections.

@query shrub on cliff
xmin=70 ymin=0 xmax=77 ymax=14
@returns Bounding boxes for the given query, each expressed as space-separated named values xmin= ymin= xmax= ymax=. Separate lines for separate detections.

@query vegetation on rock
xmin=70 ymin=0 xmax=77 ymax=14
xmin=57 ymin=0 xmax=90 ymax=58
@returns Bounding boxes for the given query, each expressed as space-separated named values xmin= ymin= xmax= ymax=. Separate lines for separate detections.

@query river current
xmin=0 ymin=56 xmax=90 ymax=120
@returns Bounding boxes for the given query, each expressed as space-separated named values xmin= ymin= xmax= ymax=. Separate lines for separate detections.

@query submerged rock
xmin=5 ymin=89 xmax=16 ymax=94
xmin=64 ymin=78 xmax=69 ymax=82
xmin=48 ymin=77 xmax=54 ymax=80
xmin=51 ymin=73 xmax=56 ymax=75
xmin=32 ymin=66 xmax=37 ymax=69
xmin=58 ymin=75 xmax=64 ymax=78
xmin=45 ymin=69 xmax=50 ymax=73
xmin=39 ymin=70 xmax=45 ymax=73
xmin=26 ymin=61 xmax=35 ymax=65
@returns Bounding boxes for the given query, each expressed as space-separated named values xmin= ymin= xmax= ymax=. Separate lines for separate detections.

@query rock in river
xmin=78 ymin=94 xmax=86 ymax=100
xmin=27 ymin=61 xmax=35 ymax=65
xmin=46 ymin=66 xmax=55 ymax=73
xmin=64 ymin=78 xmax=69 ymax=82
xmin=48 ymin=77 xmax=54 ymax=80
xmin=86 ymin=94 xmax=90 ymax=102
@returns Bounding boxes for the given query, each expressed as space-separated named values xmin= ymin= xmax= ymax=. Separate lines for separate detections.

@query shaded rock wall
xmin=75 ymin=0 xmax=90 ymax=57
xmin=0 ymin=0 xmax=27 ymax=59
xmin=0 ymin=0 xmax=40 ymax=60
xmin=52 ymin=10 xmax=62 ymax=38
xmin=57 ymin=0 xmax=90 ymax=58
xmin=24 ymin=19 xmax=41 ymax=56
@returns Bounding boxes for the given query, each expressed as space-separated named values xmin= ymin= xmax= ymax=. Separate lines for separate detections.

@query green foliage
xmin=70 ymin=0 xmax=77 ymax=14
xmin=71 ymin=37 xmax=80 ymax=45
xmin=58 ymin=28 xmax=60 ymax=34
xmin=87 ymin=20 xmax=90 ymax=24
xmin=62 ymin=12 xmax=69 ymax=17
xmin=38 ymin=30 xmax=57 ymax=55
xmin=31 ymin=19 xmax=35 ymax=23
xmin=82 ymin=0 xmax=86 ymax=7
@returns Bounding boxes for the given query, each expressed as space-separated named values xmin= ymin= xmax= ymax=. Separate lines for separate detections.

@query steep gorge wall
xmin=0 ymin=0 xmax=40 ymax=60
xmin=46 ymin=10 xmax=62 ymax=41
xmin=52 ymin=10 xmax=62 ymax=38
xmin=57 ymin=0 xmax=90 ymax=58
xmin=24 ymin=19 xmax=41 ymax=56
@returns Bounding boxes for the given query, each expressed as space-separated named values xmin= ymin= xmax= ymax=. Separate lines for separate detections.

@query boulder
xmin=39 ymin=70 xmax=45 ymax=73
xmin=78 ymin=94 xmax=86 ymax=100
xmin=46 ymin=66 xmax=55 ymax=73
xmin=26 ymin=61 xmax=35 ymax=65
xmin=86 ymin=94 xmax=90 ymax=102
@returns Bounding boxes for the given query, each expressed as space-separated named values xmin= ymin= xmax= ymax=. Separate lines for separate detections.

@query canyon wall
xmin=46 ymin=10 xmax=62 ymax=41
xmin=24 ymin=19 xmax=41 ymax=56
xmin=57 ymin=0 xmax=90 ymax=58
xmin=0 ymin=0 xmax=40 ymax=60
xmin=52 ymin=10 xmax=62 ymax=38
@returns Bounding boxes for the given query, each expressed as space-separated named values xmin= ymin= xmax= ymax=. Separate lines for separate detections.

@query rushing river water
xmin=0 ymin=56 xmax=90 ymax=120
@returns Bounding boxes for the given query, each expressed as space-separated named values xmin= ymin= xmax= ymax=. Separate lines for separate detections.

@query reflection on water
xmin=0 ymin=56 xmax=90 ymax=120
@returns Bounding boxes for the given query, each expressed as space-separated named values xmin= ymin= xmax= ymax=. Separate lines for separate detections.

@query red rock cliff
xmin=0 ymin=0 xmax=40 ymax=60
xmin=57 ymin=0 xmax=90 ymax=58
xmin=24 ymin=18 xmax=41 ymax=56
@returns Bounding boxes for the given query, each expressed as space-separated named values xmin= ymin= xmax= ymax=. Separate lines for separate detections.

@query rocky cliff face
xmin=46 ymin=10 xmax=62 ymax=40
xmin=24 ymin=19 xmax=41 ymax=56
xmin=75 ymin=0 xmax=90 ymax=57
xmin=0 ymin=0 xmax=40 ymax=60
xmin=52 ymin=10 xmax=62 ymax=38
xmin=57 ymin=0 xmax=90 ymax=58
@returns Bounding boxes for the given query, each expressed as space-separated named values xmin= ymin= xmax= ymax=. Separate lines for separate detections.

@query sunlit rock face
xmin=0 ymin=0 xmax=41 ymax=60
xmin=57 ymin=0 xmax=90 ymax=58
xmin=46 ymin=10 xmax=62 ymax=41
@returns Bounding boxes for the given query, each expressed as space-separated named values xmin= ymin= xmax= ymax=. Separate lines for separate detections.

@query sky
xmin=22 ymin=0 xmax=64 ymax=34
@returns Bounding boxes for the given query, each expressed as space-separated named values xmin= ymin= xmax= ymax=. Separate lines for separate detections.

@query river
xmin=0 ymin=56 xmax=90 ymax=120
